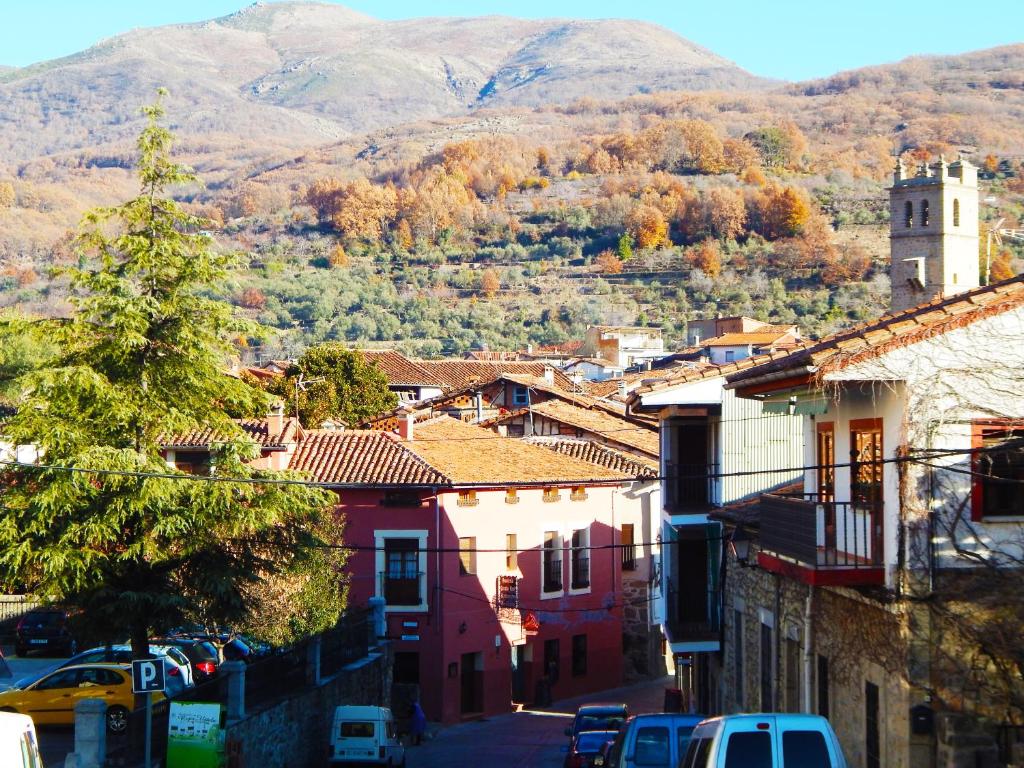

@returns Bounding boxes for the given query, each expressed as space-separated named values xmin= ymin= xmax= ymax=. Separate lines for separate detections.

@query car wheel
xmin=106 ymin=705 xmax=129 ymax=734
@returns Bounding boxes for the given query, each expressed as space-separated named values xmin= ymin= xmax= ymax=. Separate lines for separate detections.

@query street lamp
xmin=729 ymin=527 xmax=758 ymax=569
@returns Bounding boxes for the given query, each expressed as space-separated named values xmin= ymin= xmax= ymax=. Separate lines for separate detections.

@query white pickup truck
xmin=681 ymin=713 xmax=848 ymax=768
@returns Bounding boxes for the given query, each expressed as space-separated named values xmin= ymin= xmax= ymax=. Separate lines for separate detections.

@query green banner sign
xmin=167 ymin=701 xmax=224 ymax=768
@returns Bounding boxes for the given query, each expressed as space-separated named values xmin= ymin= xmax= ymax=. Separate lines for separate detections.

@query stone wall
xmin=719 ymin=549 xmax=922 ymax=768
xmin=225 ymin=644 xmax=393 ymax=768
xmin=621 ymin=575 xmax=669 ymax=679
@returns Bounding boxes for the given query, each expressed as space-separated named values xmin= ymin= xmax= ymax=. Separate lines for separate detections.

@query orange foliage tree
xmin=689 ymin=239 xmax=722 ymax=278
xmin=626 ymin=204 xmax=669 ymax=249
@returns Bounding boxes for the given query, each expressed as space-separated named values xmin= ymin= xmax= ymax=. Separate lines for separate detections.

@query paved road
xmin=407 ymin=676 xmax=674 ymax=768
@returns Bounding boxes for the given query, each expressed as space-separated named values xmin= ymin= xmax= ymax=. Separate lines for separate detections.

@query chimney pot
xmin=398 ymin=412 xmax=415 ymax=441
xmin=268 ymin=401 xmax=285 ymax=435
xmin=542 ymin=365 xmax=555 ymax=385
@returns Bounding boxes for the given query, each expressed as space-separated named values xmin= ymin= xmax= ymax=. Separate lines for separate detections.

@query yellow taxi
xmin=0 ymin=663 xmax=163 ymax=733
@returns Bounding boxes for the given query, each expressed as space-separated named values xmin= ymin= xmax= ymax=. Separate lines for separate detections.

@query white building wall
xmin=720 ymin=390 xmax=803 ymax=505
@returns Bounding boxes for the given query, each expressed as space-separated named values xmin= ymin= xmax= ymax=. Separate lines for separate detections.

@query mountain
xmin=0 ymin=1 xmax=768 ymax=168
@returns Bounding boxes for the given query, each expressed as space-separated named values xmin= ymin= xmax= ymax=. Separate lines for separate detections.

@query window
xmin=733 ymin=610 xmax=744 ymax=708
xmin=383 ymin=538 xmax=420 ymax=605
xmin=393 ymin=651 xmax=420 ymax=685
xmin=760 ymin=622 xmax=773 ymax=711
xmin=972 ymin=422 xmax=1024 ymax=519
xmin=921 ymin=198 xmax=930 ymax=226
xmin=865 ymin=681 xmax=881 ymax=768
xmin=544 ymin=638 xmax=560 ymax=683
xmin=340 ymin=721 xmax=375 ymax=738
xmin=904 ymin=200 xmax=913 ymax=228
xmin=724 ymin=731 xmax=772 ymax=768
xmin=512 ymin=386 xmax=529 ymax=406
xmin=543 ymin=531 xmax=562 ymax=592
xmin=571 ymin=634 xmax=587 ymax=677
xmin=816 ymin=422 xmax=835 ymax=502
xmin=784 ymin=636 xmax=801 ymax=712
xmin=458 ymin=537 xmax=476 ymax=575
xmin=634 ymin=726 xmax=670 ymax=767
xmin=570 ymin=528 xmax=590 ymax=589
xmin=817 ymin=654 xmax=830 ymax=719
xmin=381 ymin=491 xmax=423 ymax=507
xmin=783 ymin=731 xmax=831 ymax=768
xmin=953 ymin=198 xmax=960 ymax=226
xmin=850 ymin=419 xmax=883 ymax=510
xmin=682 ymin=737 xmax=713 ymax=768
xmin=506 ymin=533 xmax=518 ymax=570
xmin=676 ymin=726 xmax=697 ymax=760
xmin=543 ymin=487 xmax=561 ymax=503
xmin=725 ymin=350 xmax=735 ymax=362
xmin=457 ymin=490 xmax=479 ymax=507
xmin=36 ymin=669 xmax=80 ymax=690
xmin=621 ymin=523 xmax=637 ymax=571
xmin=570 ymin=486 xmax=588 ymax=501
xmin=505 ymin=488 xmax=519 ymax=505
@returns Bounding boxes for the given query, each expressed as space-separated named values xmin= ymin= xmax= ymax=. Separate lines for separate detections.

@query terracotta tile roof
xmin=587 ymin=369 xmax=677 ymax=399
xmin=163 ymin=418 xmax=302 ymax=449
xmin=629 ymin=358 xmax=773 ymax=398
xmin=411 ymin=360 xmax=578 ymax=391
xmin=520 ymin=399 xmax=660 ymax=458
xmin=288 ymin=430 xmax=447 ymax=485
xmin=702 ymin=331 xmax=799 ymax=347
xmin=528 ymin=438 xmax=659 ymax=478
xmin=726 ymin=274 xmax=1024 ymax=387
xmin=708 ymin=482 xmax=802 ymax=528
xmin=359 ymin=350 xmax=437 ymax=386
xmin=590 ymin=325 xmax=662 ymax=335
xmin=399 ymin=417 xmax=629 ymax=485
xmin=465 ymin=350 xmax=522 ymax=361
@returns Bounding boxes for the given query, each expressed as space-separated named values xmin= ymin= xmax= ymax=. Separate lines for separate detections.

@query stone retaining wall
xmin=225 ymin=644 xmax=392 ymax=768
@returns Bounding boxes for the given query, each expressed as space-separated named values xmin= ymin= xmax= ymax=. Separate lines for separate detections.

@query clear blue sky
xmin=2 ymin=0 xmax=1021 ymax=81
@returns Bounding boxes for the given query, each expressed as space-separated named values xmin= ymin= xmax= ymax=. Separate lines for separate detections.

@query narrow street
xmin=407 ymin=676 xmax=673 ymax=768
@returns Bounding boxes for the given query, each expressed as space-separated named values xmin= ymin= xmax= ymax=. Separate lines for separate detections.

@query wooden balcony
xmin=665 ymin=462 xmax=718 ymax=512
xmin=665 ymin=581 xmax=720 ymax=646
xmin=757 ymin=494 xmax=884 ymax=586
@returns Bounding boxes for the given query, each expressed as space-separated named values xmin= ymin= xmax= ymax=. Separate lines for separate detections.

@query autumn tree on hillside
xmin=595 ymin=249 xmax=624 ymax=274
xmin=750 ymin=184 xmax=812 ymax=239
xmin=626 ymin=204 xmax=669 ymax=249
xmin=689 ymin=238 xmax=722 ymax=278
xmin=328 ymin=178 xmax=399 ymax=242
xmin=480 ymin=268 xmax=501 ymax=298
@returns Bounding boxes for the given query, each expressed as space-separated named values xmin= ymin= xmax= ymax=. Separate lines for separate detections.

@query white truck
xmin=681 ymin=713 xmax=848 ymax=768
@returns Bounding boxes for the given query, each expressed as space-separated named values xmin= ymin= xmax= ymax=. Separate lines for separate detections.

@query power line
xmin=0 ymin=439 xmax=1017 ymax=490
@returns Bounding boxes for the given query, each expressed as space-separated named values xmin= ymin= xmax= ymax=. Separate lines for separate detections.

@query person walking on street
xmin=410 ymin=700 xmax=427 ymax=746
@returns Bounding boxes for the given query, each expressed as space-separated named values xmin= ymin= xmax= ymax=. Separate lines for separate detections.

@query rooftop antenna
xmin=294 ymin=373 xmax=326 ymax=420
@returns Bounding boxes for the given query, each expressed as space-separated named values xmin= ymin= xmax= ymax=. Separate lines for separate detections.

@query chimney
xmin=398 ymin=412 xmax=415 ymax=441
xmin=526 ymin=343 xmax=534 ymax=354
xmin=617 ymin=380 xmax=628 ymax=400
xmin=475 ymin=392 xmax=484 ymax=423
xmin=542 ymin=366 xmax=555 ymax=385
xmin=268 ymin=401 xmax=285 ymax=436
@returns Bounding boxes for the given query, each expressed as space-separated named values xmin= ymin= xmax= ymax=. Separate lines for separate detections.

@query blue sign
xmin=132 ymin=658 xmax=166 ymax=693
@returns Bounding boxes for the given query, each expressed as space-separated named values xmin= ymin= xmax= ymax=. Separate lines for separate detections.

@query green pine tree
xmin=0 ymin=91 xmax=345 ymax=657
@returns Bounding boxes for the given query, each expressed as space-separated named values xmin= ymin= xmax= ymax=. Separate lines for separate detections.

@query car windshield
xmin=578 ymin=714 xmax=625 ymax=732
xmin=577 ymin=732 xmax=617 ymax=752
xmin=24 ymin=611 xmax=63 ymax=626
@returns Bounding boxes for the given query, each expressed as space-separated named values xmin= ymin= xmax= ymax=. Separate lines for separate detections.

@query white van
xmin=0 ymin=711 xmax=43 ymax=768
xmin=329 ymin=705 xmax=405 ymax=767
xmin=681 ymin=713 xmax=848 ymax=768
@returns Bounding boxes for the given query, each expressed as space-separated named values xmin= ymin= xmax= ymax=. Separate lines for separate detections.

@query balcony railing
xmin=758 ymin=494 xmax=883 ymax=585
xmin=665 ymin=462 xmax=718 ymax=511
xmin=543 ymin=556 xmax=563 ymax=592
xmin=665 ymin=580 xmax=720 ymax=644
xmin=570 ymin=555 xmax=590 ymax=589
xmin=379 ymin=571 xmax=424 ymax=606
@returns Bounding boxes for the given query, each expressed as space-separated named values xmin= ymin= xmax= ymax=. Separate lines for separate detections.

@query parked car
xmin=59 ymin=644 xmax=193 ymax=693
xmin=565 ymin=703 xmax=629 ymax=742
xmin=14 ymin=607 xmax=77 ymax=657
xmin=329 ymin=705 xmax=405 ymax=766
xmin=171 ymin=631 xmax=253 ymax=663
xmin=564 ymin=729 xmax=620 ymax=768
xmin=150 ymin=636 xmax=221 ymax=682
xmin=0 ymin=711 xmax=42 ymax=768
xmin=680 ymin=714 xmax=848 ymax=768
xmin=0 ymin=663 xmax=164 ymax=733
xmin=604 ymin=712 xmax=705 ymax=768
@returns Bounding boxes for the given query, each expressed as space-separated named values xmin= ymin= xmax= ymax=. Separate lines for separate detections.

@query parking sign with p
xmin=132 ymin=658 xmax=165 ymax=694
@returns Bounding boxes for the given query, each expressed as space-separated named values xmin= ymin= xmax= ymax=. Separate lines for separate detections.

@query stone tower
xmin=888 ymin=156 xmax=979 ymax=313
